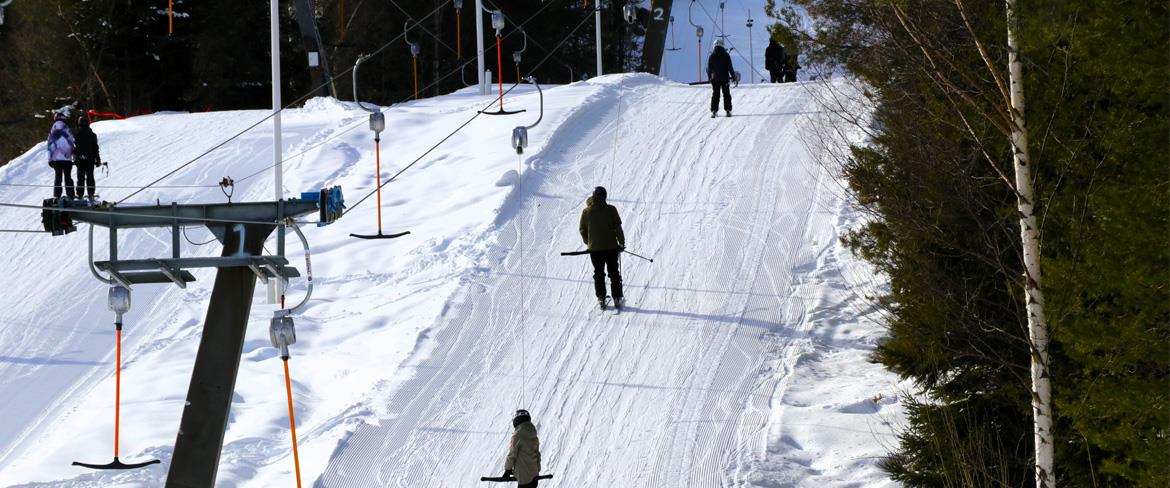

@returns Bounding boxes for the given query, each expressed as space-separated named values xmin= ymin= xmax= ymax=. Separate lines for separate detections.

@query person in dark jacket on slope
xmin=764 ymin=39 xmax=786 ymax=83
xmin=73 ymin=117 xmax=102 ymax=201
xmin=579 ymin=186 xmax=625 ymax=309
xmin=502 ymin=409 xmax=542 ymax=488
xmin=782 ymin=50 xmax=800 ymax=83
xmin=707 ymin=38 xmax=736 ymax=117
xmin=45 ymin=112 xmax=76 ymax=199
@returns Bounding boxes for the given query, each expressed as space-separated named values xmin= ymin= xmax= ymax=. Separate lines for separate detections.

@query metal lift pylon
xmin=52 ymin=190 xmax=344 ymax=487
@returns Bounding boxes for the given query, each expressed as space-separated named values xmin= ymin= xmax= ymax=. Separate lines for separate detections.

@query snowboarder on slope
xmin=73 ymin=116 xmax=102 ymax=201
xmin=579 ymin=186 xmax=625 ymax=310
xmin=503 ymin=409 xmax=542 ymax=488
xmin=707 ymin=38 xmax=736 ymax=117
xmin=765 ymin=39 xmax=786 ymax=83
xmin=46 ymin=112 xmax=76 ymax=200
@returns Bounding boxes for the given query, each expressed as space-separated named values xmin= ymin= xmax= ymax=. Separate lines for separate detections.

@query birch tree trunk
xmin=1004 ymin=0 xmax=1055 ymax=486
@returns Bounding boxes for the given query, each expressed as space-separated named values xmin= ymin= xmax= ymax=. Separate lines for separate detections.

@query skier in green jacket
xmin=579 ymin=186 xmax=625 ymax=310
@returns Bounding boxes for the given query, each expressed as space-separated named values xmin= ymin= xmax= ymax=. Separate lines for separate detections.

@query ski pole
xmin=622 ymin=249 xmax=654 ymax=263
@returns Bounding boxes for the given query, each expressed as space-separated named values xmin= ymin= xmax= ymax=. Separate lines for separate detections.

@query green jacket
xmin=580 ymin=196 xmax=624 ymax=251
xmin=505 ymin=421 xmax=541 ymax=484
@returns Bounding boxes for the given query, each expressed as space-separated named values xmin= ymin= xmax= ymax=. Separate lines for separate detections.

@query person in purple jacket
xmin=46 ymin=112 xmax=76 ymax=199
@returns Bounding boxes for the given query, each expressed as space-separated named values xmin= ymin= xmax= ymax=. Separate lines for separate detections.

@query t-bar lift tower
xmin=43 ymin=188 xmax=344 ymax=486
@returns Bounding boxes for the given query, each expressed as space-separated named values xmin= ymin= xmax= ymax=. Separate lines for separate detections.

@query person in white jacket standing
xmin=503 ymin=409 xmax=542 ymax=487
xmin=46 ymin=112 xmax=76 ymax=199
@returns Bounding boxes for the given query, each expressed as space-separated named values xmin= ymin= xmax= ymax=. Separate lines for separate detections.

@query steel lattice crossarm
xmin=44 ymin=187 xmax=344 ymax=288
xmin=70 ymin=199 xmax=321 ymax=229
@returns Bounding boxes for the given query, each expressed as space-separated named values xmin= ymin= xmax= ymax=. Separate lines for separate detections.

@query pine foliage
xmin=769 ymin=0 xmax=1169 ymax=485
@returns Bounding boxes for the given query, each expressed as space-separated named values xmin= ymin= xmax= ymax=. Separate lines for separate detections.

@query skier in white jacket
xmin=46 ymin=112 xmax=76 ymax=199
xmin=502 ymin=409 xmax=542 ymax=487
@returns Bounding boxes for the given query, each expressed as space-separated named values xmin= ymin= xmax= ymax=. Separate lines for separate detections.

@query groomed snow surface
xmin=0 ymin=75 xmax=905 ymax=487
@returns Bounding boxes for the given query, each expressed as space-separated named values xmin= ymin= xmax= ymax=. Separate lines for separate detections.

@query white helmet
xmin=713 ymin=38 xmax=725 ymax=49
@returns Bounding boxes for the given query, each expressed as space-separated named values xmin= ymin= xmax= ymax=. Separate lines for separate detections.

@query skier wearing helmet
xmin=502 ymin=409 xmax=542 ymax=487
xmin=580 ymin=186 xmax=625 ymax=310
xmin=707 ymin=38 xmax=736 ymax=117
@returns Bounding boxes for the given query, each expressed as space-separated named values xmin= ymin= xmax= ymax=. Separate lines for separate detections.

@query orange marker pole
xmin=516 ymin=64 xmax=521 ymax=85
xmin=114 ymin=326 xmax=122 ymax=458
xmin=283 ymin=358 xmax=303 ymax=487
xmin=496 ymin=36 xmax=504 ymax=110
xmin=168 ymin=0 xmax=173 ymax=35
xmin=412 ymin=57 xmax=419 ymax=100
xmin=456 ymin=14 xmax=462 ymax=60
xmin=374 ymin=138 xmax=383 ymax=234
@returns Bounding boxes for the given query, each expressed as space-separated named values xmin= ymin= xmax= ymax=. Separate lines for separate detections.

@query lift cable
xmin=388 ymin=0 xmax=576 ymax=80
xmin=225 ymin=0 xmax=569 ymax=190
xmin=113 ymin=1 xmax=455 ymax=205
xmin=86 ymin=0 xmax=576 ymax=207
xmin=342 ymin=9 xmax=597 ymax=218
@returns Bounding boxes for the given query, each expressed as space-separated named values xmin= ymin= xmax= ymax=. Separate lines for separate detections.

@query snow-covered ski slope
xmin=0 ymin=75 xmax=904 ymax=487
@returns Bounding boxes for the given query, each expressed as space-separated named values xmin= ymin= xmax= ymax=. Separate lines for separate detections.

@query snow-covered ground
xmin=0 ymin=74 xmax=903 ymax=487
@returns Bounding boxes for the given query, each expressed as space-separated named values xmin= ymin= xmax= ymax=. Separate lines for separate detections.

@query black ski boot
xmin=614 ymin=297 xmax=625 ymax=311
xmin=598 ymin=297 xmax=608 ymax=311
xmin=711 ymin=110 xmax=717 ymax=118
xmin=726 ymin=110 xmax=732 ymax=117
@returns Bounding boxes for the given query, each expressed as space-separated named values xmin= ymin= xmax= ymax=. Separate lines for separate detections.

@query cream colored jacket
xmin=505 ymin=421 xmax=541 ymax=483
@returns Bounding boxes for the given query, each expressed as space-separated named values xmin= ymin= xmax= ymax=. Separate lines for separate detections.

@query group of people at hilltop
xmin=705 ymin=37 xmax=800 ymax=118
xmin=45 ymin=110 xmax=103 ymax=202
xmin=764 ymin=39 xmax=800 ymax=83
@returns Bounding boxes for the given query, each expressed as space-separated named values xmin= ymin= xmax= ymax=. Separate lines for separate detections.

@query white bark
xmin=1005 ymin=1 xmax=1055 ymax=486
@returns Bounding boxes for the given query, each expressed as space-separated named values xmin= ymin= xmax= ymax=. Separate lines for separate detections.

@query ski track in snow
xmin=318 ymin=78 xmax=900 ymax=488
xmin=0 ymin=76 xmax=904 ymax=487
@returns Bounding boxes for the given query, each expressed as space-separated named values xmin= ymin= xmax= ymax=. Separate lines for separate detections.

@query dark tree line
xmin=767 ymin=0 xmax=1168 ymax=486
xmin=0 ymin=0 xmax=641 ymax=163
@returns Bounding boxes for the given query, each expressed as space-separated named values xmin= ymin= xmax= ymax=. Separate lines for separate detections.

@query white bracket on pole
xmin=404 ymin=21 xmax=421 ymax=58
xmin=511 ymin=77 xmax=544 ymax=155
xmin=512 ymin=29 xmax=527 ymax=66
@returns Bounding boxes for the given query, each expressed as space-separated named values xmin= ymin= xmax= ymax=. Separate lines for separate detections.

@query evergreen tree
xmin=768 ymin=0 xmax=1169 ymax=485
